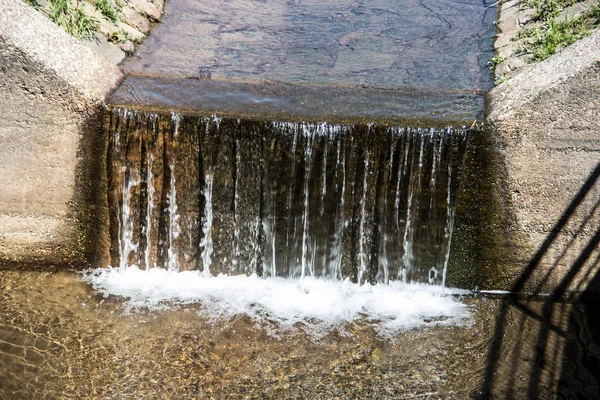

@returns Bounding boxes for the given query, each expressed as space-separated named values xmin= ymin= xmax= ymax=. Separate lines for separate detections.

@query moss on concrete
xmin=448 ymin=127 xmax=528 ymax=290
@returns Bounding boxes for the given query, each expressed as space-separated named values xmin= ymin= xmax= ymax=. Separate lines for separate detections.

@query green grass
xmin=517 ymin=0 xmax=600 ymax=61
xmin=493 ymin=0 xmax=600 ymax=84
xmin=591 ymin=1 xmax=600 ymax=22
xmin=24 ymin=0 xmax=40 ymax=10
xmin=494 ymin=74 xmax=509 ymax=85
xmin=488 ymin=54 xmax=505 ymax=69
xmin=523 ymin=0 xmax=576 ymax=20
xmin=95 ymin=0 xmax=120 ymax=25
xmin=529 ymin=18 xmax=588 ymax=60
xmin=46 ymin=0 xmax=98 ymax=40
xmin=108 ymin=30 xmax=141 ymax=44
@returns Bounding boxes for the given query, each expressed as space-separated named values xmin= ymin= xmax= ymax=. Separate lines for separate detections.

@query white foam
xmin=82 ymin=267 xmax=471 ymax=339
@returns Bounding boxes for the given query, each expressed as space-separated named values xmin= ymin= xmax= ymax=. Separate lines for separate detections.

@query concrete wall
xmin=454 ymin=30 xmax=600 ymax=295
xmin=0 ymin=0 xmax=122 ymax=266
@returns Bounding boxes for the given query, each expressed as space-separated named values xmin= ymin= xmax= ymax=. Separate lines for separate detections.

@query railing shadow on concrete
xmin=478 ymin=161 xmax=600 ymax=399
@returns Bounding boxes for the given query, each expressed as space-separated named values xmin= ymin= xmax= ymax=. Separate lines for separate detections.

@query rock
xmin=122 ymin=7 xmax=151 ymax=34
xmin=494 ymin=33 xmax=514 ymax=50
xmin=117 ymin=22 xmax=145 ymax=42
xmin=118 ymin=41 xmax=135 ymax=54
xmin=499 ymin=2 xmax=520 ymax=20
xmin=498 ymin=41 xmax=520 ymax=59
xmin=506 ymin=54 xmax=533 ymax=70
xmin=500 ymin=0 xmax=521 ymax=10
xmin=80 ymin=2 xmax=121 ymax=38
xmin=557 ymin=0 xmax=597 ymax=22
xmin=127 ymin=0 xmax=162 ymax=21
xmin=83 ymin=32 xmax=126 ymax=65
xmin=150 ymin=0 xmax=164 ymax=11
xmin=497 ymin=10 xmax=536 ymax=33
xmin=495 ymin=61 xmax=511 ymax=77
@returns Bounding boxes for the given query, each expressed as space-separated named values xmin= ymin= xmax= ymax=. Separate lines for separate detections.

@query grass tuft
xmin=95 ymin=0 xmax=120 ymax=25
xmin=24 ymin=0 xmax=41 ymax=10
xmin=488 ymin=54 xmax=506 ymax=69
xmin=523 ymin=0 xmax=576 ymax=20
xmin=517 ymin=0 xmax=600 ymax=61
xmin=108 ymin=30 xmax=141 ymax=44
xmin=46 ymin=0 xmax=98 ymax=40
xmin=530 ymin=18 xmax=588 ymax=60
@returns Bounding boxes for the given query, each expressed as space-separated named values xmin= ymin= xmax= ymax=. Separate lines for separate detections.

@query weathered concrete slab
xmin=111 ymin=76 xmax=485 ymax=126
xmin=118 ymin=0 xmax=496 ymax=119
xmin=0 ymin=0 xmax=123 ymax=266
xmin=470 ymin=29 xmax=600 ymax=294
xmin=124 ymin=0 xmax=496 ymax=91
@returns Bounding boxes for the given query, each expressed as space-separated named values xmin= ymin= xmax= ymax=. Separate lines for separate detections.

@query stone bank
xmin=0 ymin=0 xmax=122 ymax=266
xmin=470 ymin=28 xmax=600 ymax=295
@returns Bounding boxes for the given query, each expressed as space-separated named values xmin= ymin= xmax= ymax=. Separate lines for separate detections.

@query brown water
xmin=0 ymin=268 xmax=492 ymax=399
xmin=4 ymin=269 xmax=599 ymax=399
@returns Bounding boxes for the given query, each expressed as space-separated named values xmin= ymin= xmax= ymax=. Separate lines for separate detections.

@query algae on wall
xmin=447 ymin=127 xmax=528 ymax=290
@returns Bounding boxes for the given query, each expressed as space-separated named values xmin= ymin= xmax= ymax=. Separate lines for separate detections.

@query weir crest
xmin=107 ymin=108 xmax=468 ymax=286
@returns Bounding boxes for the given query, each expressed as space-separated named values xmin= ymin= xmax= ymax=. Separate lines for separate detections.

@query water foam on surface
xmin=83 ymin=267 xmax=471 ymax=338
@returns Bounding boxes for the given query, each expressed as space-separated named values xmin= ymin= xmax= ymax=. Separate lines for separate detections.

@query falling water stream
xmin=107 ymin=109 xmax=467 ymax=285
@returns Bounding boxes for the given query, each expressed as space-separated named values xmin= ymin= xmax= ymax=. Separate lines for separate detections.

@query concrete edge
xmin=0 ymin=0 xmax=123 ymax=101
xmin=487 ymin=28 xmax=600 ymax=122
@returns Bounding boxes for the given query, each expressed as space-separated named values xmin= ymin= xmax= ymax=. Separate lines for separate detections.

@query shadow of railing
xmin=478 ymin=162 xmax=600 ymax=399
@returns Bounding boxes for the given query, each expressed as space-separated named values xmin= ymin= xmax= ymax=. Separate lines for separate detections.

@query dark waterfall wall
xmin=107 ymin=109 xmax=468 ymax=285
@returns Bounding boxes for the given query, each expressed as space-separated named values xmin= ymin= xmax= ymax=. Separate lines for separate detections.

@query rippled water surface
xmin=2 ymin=270 xmax=600 ymax=399
xmin=115 ymin=0 xmax=497 ymax=122
xmin=124 ymin=0 xmax=496 ymax=92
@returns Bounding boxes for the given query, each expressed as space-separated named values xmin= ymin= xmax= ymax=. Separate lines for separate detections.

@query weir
xmin=107 ymin=109 xmax=468 ymax=286
xmin=99 ymin=0 xmax=495 ymax=289
xmin=6 ymin=0 xmax=600 ymax=397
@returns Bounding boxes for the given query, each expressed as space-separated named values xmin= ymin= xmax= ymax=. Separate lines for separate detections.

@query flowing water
xmin=6 ymin=0 xmax=600 ymax=398
xmin=106 ymin=110 xmax=467 ymax=286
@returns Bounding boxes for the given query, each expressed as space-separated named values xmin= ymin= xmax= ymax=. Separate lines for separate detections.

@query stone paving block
xmin=498 ymin=41 xmax=520 ymax=59
xmin=501 ymin=0 xmax=522 ymax=11
xmin=558 ymin=0 xmax=597 ymax=22
xmin=83 ymin=32 xmax=126 ymax=65
xmin=506 ymin=53 xmax=533 ymax=70
xmin=493 ymin=33 xmax=515 ymax=50
xmin=118 ymin=41 xmax=135 ymax=54
xmin=150 ymin=0 xmax=164 ymax=11
xmin=81 ymin=2 xmax=121 ymax=39
xmin=495 ymin=61 xmax=511 ymax=77
xmin=497 ymin=9 xmax=536 ymax=33
xmin=127 ymin=0 xmax=162 ymax=21
xmin=499 ymin=2 xmax=520 ymax=20
xmin=122 ymin=7 xmax=150 ymax=34
xmin=117 ymin=22 xmax=145 ymax=42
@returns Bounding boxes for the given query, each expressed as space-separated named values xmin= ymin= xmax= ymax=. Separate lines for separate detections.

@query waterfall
xmin=232 ymin=137 xmax=241 ymax=271
xmin=442 ymin=164 xmax=456 ymax=290
xmin=118 ymin=166 xmax=140 ymax=271
xmin=357 ymin=152 xmax=369 ymax=285
xmin=108 ymin=109 xmax=467 ymax=285
xmin=332 ymin=137 xmax=345 ymax=280
xmin=300 ymin=127 xmax=314 ymax=280
xmin=144 ymin=153 xmax=154 ymax=270
xmin=166 ymin=113 xmax=181 ymax=272
xmin=200 ymin=170 xmax=214 ymax=277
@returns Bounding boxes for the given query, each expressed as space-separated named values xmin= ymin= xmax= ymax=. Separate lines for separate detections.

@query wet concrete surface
xmin=114 ymin=0 xmax=496 ymax=122
xmin=2 ymin=269 xmax=592 ymax=399
xmin=123 ymin=0 xmax=496 ymax=92
xmin=111 ymin=77 xmax=485 ymax=125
